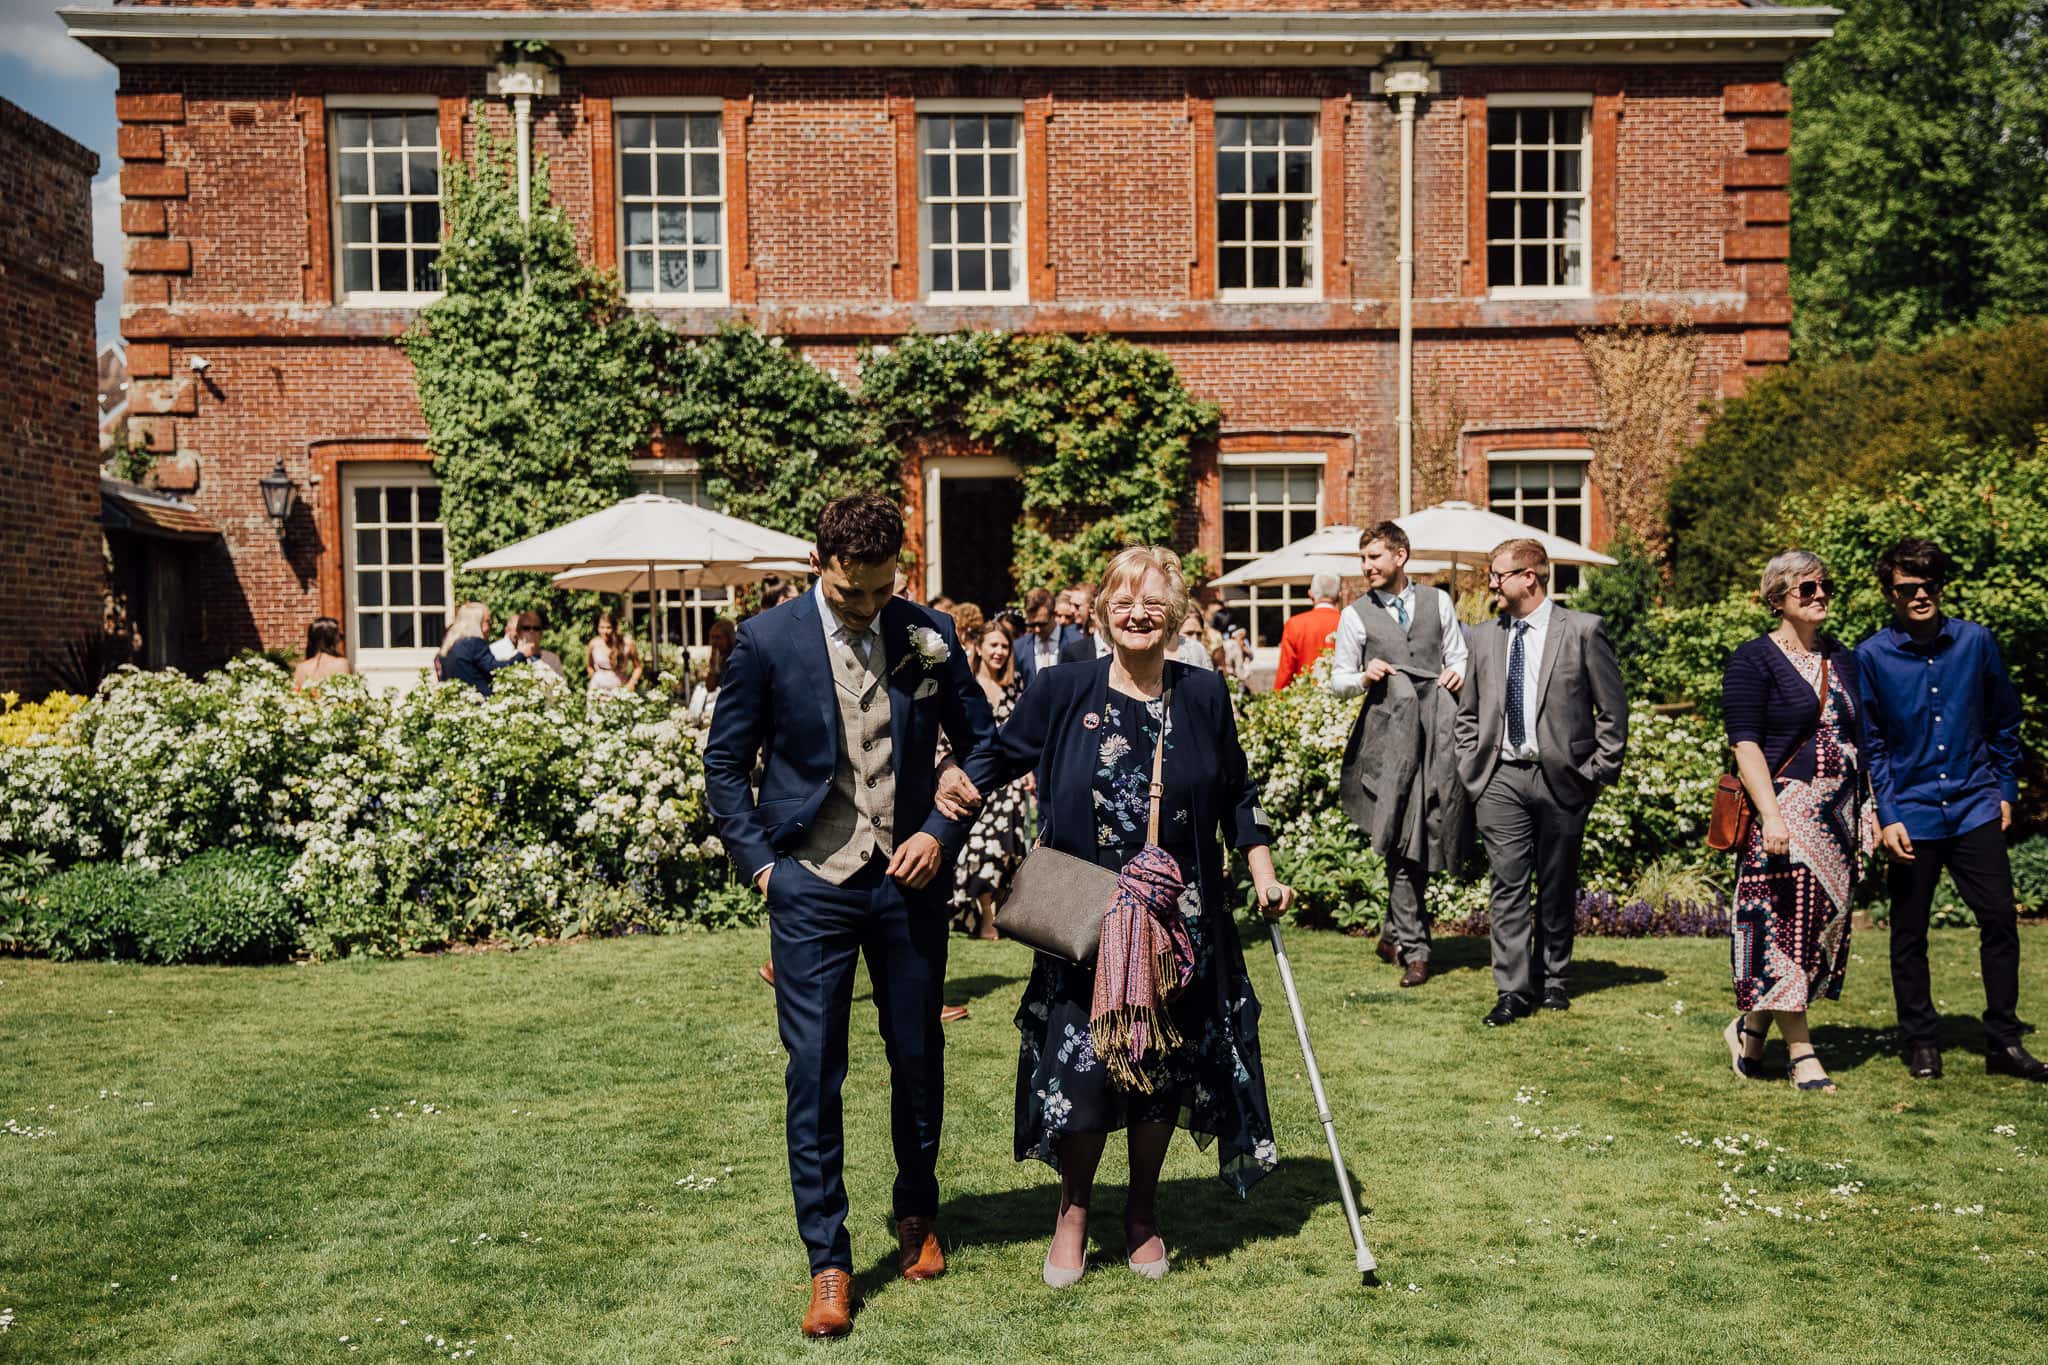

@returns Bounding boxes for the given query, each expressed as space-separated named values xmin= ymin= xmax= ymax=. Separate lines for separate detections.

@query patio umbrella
xmin=1393 ymin=500 xmax=1616 ymax=571
xmin=1209 ymin=525 xmax=1449 ymax=588
xmin=463 ymin=494 xmax=813 ymax=652
xmin=549 ymin=559 xmax=811 ymax=594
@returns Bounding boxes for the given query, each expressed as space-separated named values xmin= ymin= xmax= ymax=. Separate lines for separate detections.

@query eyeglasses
xmin=1889 ymin=578 xmax=1944 ymax=601
xmin=1486 ymin=566 xmax=1536 ymax=586
xmin=1108 ymin=597 xmax=1171 ymax=619
xmin=1791 ymin=578 xmax=1835 ymax=603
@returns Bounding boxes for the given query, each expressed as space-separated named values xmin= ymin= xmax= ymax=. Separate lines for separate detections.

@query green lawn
xmin=3 ymin=926 xmax=2045 ymax=1363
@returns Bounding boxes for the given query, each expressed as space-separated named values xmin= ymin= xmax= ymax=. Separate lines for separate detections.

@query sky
xmin=2 ymin=0 xmax=124 ymax=342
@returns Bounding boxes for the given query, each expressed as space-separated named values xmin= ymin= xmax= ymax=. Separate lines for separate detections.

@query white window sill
xmin=1486 ymin=286 xmax=1592 ymax=301
xmin=1217 ymin=288 xmax=1323 ymax=304
xmin=627 ymin=293 xmax=732 ymax=308
xmin=339 ymin=292 xmax=443 ymax=309
xmin=923 ymin=291 xmax=1030 ymax=306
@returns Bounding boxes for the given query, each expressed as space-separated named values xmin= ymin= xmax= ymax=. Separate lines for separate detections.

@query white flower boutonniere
xmin=895 ymin=624 xmax=950 ymax=675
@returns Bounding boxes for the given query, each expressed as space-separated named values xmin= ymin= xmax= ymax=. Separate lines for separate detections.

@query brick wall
xmin=0 ymin=97 xmax=106 ymax=693
xmin=113 ymin=58 xmax=1791 ymax=653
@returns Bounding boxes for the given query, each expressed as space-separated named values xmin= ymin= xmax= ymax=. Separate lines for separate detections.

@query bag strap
xmin=1145 ymin=684 xmax=1175 ymax=846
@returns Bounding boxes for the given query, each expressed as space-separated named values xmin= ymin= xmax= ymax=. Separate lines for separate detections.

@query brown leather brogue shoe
xmin=758 ymin=961 xmax=776 ymax=988
xmin=1400 ymin=959 xmax=1428 ymax=988
xmin=1375 ymin=937 xmax=1398 ymax=966
xmin=802 ymin=1269 xmax=854 ymax=1338
xmin=897 ymin=1215 xmax=946 ymax=1280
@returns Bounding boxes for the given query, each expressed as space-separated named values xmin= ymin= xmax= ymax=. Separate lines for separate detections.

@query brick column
xmin=1721 ymin=82 xmax=1793 ymax=395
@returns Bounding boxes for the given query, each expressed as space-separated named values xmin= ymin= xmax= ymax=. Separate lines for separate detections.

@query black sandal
xmin=1788 ymin=1049 xmax=1837 ymax=1092
xmin=1724 ymin=1015 xmax=1768 ymax=1079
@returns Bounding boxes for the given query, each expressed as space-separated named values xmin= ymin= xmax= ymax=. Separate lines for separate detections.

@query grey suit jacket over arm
xmin=1452 ymin=604 xmax=1629 ymax=810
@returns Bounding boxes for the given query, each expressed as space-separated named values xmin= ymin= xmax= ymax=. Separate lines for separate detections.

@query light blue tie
xmin=1392 ymin=593 xmax=1410 ymax=630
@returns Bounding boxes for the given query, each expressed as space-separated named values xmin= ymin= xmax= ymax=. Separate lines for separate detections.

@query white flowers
xmin=908 ymin=625 xmax=949 ymax=669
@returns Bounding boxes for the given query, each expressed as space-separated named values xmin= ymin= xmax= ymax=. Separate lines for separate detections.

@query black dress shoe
xmin=1483 ymin=994 xmax=1531 ymax=1028
xmin=1541 ymin=987 xmax=1570 ymax=1012
xmin=1987 ymin=1045 xmax=2048 ymax=1081
xmin=1906 ymin=1044 xmax=1942 ymax=1079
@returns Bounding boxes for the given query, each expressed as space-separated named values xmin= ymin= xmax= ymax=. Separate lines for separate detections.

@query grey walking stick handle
xmin=1264 ymin=887 xmax=1379 ymax=1281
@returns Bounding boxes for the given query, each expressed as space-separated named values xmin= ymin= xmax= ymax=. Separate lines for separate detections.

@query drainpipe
xmin=488 ymin=62 xmax=560 ymax=222
xmin=1376 ymin=61 xmax=1436 ymax=516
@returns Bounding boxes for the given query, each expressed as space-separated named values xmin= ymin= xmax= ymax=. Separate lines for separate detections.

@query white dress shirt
xmin=1029 ymin=632 xmax=1060 ymax=673
xmin=1328 ymin=579 xmax=1469 ymax=698
xmin=1498 ymin=596 xmax=1554 ymax=761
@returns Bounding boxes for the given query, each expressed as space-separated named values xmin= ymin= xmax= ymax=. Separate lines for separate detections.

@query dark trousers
xmin=1378 ymin=854 xmax=1432 ymax=964
xmin=1886 ymin=816 xmax=2022 ymax=1050
xmin=767 ymin=854 xmax=949 ymax=1275
xmin=1474 ymin=761 xmax=1591 ymax=1001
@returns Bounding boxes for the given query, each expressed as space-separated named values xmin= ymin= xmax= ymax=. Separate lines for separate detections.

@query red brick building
xmin=65 ymin=2 xmax=1831 ymax=685
xmin=0 ymin=97 xmax=107 ymax=694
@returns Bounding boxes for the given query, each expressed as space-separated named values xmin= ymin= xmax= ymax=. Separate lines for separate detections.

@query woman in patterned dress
xmin=1721 ymin=550 xmax=1873 ymax=1093
xmin=983 ymin=546 xmax=1293 ymax=1286
xmin=939 ymin=618 xmax=1033 ymax=939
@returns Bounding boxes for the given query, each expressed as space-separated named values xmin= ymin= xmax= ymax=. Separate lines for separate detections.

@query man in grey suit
xmin=1454 ymin=537 xmax=1628 ymax=1027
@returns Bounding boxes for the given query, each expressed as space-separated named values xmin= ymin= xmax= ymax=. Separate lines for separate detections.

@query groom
xmin=704 ymin=493 xmax=998 ymax=1339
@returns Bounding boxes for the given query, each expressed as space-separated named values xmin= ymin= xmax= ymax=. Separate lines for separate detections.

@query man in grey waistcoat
xmin=1454 ymin=537 xmax=1628 ymax=1028
xmin=1329 ymin=521 xmax=1470 ymax=988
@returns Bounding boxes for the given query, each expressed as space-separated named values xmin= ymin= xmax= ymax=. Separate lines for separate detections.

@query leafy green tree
xmin=1790 ymin=0 xmax=2048 ymax=359
xmin=1664 ymin=317 xmax=2048 ymax=604
xmin=1569 ymin=529 xmax=1667 ymax=695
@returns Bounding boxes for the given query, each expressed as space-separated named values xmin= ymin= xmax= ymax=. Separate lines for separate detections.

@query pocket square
xmin=914 ymin=679 xmax=939 ymax=700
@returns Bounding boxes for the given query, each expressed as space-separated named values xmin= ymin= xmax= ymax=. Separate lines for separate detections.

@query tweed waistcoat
xmin=1354 ymin=583 xmax=1447 ymax=674
xmin=793 ymin=628 xmax=896 ymax=883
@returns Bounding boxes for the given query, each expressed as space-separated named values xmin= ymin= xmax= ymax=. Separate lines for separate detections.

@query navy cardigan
xmin=984 ymin=656 xmax=1271 ymax=912
xmin=1721 ymin=633 xmax=1869 ymax=781
xmin=440 ymin=636 xmax=526 ymax=695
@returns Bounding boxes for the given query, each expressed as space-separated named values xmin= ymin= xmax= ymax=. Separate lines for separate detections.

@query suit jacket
xmin=1059 ymin=630 xmax=1110 ymax=665
xmin=703 ymin=592 xmax=1000 ymax=881
xmin=1453 ymin=604 xmax=1628 ymax=810
xmin=1014 ymin=632 xmax=1062 ymax=689
xmin=984 ymin=657 xmax=1269 ymax=913
xmin=1340 ymin=666 xmax=1472 ymax=870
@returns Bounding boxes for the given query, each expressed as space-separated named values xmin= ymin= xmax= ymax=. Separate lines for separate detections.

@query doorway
xmin=923 ymin=457 xmax=1024 ymax=612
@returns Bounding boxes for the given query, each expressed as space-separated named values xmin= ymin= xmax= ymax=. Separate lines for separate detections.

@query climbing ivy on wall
xmin=406 ymin=122 xmax=1220 ymax=625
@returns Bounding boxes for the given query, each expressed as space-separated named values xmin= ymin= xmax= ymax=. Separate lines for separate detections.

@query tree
xmin=1790 ymin=0 xmax=2048 ymax=359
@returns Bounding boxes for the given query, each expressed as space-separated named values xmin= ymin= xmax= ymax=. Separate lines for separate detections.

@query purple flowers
xmin=1439 ymin=890 xmax=1732 ymax=939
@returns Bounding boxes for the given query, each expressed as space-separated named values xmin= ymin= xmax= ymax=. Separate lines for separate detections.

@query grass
xmin=2 ymin=926 xmax=2046 ymax=1363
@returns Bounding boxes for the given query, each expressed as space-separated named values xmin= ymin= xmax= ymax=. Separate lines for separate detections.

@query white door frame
xmin=340 ymin=461 xmax=451 ymax=694
xmin=920 ymin=454 xmax=1021 ymax=601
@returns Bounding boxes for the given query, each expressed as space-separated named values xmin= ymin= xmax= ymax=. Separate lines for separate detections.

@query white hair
xmin=1759 ymin=549 xmax=1828 ymax=611
xmin=1309 ymin=571 xmax=1342 ymax=602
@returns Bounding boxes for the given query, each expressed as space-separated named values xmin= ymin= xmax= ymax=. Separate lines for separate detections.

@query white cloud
xmin=0 ymin=0 xmax=112 ymax=80
xmin=92 ymin=172 xmax=124 ymax=340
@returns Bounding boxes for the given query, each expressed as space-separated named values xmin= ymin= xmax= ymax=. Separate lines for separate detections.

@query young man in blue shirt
xmin=1856 ymin=538 xmax=2043 ymax=1083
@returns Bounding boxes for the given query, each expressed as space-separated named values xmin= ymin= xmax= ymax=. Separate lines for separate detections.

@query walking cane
xmin=1264 ymin=886 xmax=1379 ymax=1286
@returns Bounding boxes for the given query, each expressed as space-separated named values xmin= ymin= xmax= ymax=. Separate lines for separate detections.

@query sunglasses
xmin=1790 ymin=578 xmax=1835 ymax=603
xmin=1889 ymin=578 xmax=1944 ymax=601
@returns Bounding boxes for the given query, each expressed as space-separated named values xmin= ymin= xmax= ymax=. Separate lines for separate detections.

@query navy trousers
xmin=767 ymin=854 xmax=949 ymax=1275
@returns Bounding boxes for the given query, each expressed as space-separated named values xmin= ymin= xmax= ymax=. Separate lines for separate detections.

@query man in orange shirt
xmin=1274 ymin=572 xmax=1344 ymax=689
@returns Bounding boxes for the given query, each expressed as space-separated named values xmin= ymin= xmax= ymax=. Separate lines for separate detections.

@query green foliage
xmin=661 ymin=325 xmax=892 ymax=536
xmin=1235 ymin=824 xmax=1387 ymax=935
xmin=12 ymin=860 xmax=147 ymax=960
xmin=1789 ymin=0 xmax=2048 ymax=359
xmin=106 ymin=435 xmax=154 ymax=486
xmin=1636 ymin=596 xmax=1776 ymax=718
xmin=859 ymin=331 xmax=1221 ymax=591
xmin=1665 ymin=317 xmax=2048 ymax=605
xmin=403 ymin=118 xmax=667 ymax=655
xmin=2010 ymin=835 xmax=2048 ymax=915
xmin=1568 ymin=529 xmax=1667 ymax=695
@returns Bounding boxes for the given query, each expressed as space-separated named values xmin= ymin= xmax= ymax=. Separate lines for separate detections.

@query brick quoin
xmin=0 ymin=98 xmax=105 ymax=693
xmin=90 ymin=11 xmax=1814 ymax=660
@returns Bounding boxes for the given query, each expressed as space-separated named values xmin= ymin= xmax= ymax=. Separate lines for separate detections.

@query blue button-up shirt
xmin=1855 ymin=617 xmax=2022 ymax=840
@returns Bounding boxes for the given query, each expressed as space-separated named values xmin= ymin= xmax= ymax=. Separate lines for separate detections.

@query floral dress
xmin=941 ymin=677 xmax=1031 ymax=929
xmin=1012 ymin=691 xmax=1279 ymax=1195
xmin=1732 ymin=648 xmax=1870 ymax=1011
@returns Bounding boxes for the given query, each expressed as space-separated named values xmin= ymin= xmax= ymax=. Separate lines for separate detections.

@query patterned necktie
xmin=843 ymin=628 xmax=874 ymax=676
xmin=1392 ymin=593 xmax=1410 ymax=630
xmin=1505 ymin=620 xmax=1530 ymax=751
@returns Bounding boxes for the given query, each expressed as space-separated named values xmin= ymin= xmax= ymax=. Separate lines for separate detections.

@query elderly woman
xmin=1721 ymin=550 xmax=1871 ymax=1093
xmin=985 ymin=545 xmax=1293 ymax=1286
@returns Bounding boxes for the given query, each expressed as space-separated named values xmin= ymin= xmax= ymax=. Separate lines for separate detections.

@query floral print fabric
xmin=1013 ymin=690 xmax=1279 ymax=1195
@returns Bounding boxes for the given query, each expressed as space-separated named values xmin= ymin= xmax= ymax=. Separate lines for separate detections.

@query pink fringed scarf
xmin=1091 ymin=843 xmax=1196 ymax=1092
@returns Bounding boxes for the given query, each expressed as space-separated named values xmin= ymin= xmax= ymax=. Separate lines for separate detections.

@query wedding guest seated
xmin=982 ymin=545 xmax=1293 ymax=1287
xmin=1721 ymin=550 xmax=1870 ymax=1093
xmin=440 ymin=601 xmax=535 ymax=695
xmin=294 ymin=616 xmax=352 ymax=691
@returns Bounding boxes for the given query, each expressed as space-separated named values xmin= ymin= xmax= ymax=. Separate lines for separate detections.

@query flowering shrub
xmin=0 ymin=692 xmax=85 ymax=746
xmin=1234 ymin=657 xmax=1729 ymax=920
xmin=0 ymin=663 xmax=736 ymax=960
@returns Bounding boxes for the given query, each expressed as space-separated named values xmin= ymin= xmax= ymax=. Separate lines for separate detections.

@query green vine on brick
xmin=406 ymin=124 xmax=1220 ymax=632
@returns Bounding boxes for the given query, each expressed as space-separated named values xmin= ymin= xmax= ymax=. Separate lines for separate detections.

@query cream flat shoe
xmin=1127 ymin=1243 xmax=1169 ymax=1280
xmin=1042 ymin=1252 xmax=1085 ymax=1288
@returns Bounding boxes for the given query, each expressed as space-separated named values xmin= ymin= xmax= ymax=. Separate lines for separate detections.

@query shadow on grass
xmin=1567 ymin=958 xmax=1670 ymax=996
xmin=1808 ymin=1008 xmax=2031 ymax=1075
xmin=853 ymin=1156 xmax=1353 ymax=1303
xmin=943 ymin=973 xmax=1026 ymax=1008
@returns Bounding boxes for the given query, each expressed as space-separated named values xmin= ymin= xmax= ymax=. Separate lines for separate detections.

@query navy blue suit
xmin=1013 ymin=629 xmax=1061 ymax=690
xmin=703 ymin=590 xmax=999 ymax=1274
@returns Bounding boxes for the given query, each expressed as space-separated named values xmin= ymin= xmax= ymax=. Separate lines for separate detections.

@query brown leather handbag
xmin=998 ymin=687 xmax=1172 ymax=963
xmin=1707 ymin=655 xmax=1828 ymax=852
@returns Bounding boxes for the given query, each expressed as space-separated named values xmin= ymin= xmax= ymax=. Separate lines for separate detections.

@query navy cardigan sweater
xmin=1721 ymin=633 xmax=1869 ymax=781
xmin=984 ymin=656 xmax=1270 ymax=911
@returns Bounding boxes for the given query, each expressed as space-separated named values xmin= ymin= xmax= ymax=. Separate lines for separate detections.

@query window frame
xmin=915 ymin=98 xmax=1029 ymax=305
xmin=613 ymin=95 xmax=731 ymax=308
xmin=626 ymin=457 xmax=737 ymax=649
xmin=1212 ymin=96 xmax=1324 ymax=304
xmin=1483 ymin=92 xmax=1594 ymax=301
xmin=1485 ymin=447 xmax=1592 ymax=590
xmin=340 ymin=461 xmax=452 ymax=675
xmin=327 ymin=94 xmax=445 ymax=309
xmin=1217 ymin=450 xmax=1329 ymax=657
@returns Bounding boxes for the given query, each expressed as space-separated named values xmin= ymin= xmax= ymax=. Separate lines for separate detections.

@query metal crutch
xmin=1264 ymin=887 xmax=1379 ymax=1286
